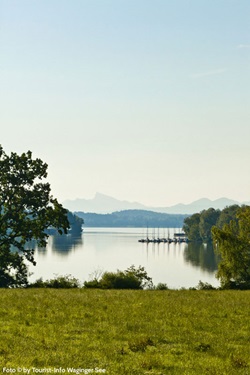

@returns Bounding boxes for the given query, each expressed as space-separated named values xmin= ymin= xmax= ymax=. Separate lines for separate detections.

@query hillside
xmin=75 ymin=209 xmax=188 ymax=227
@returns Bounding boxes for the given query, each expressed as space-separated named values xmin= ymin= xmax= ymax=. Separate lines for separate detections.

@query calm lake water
xmin=29 ymin=228 xmax=220 ymax=289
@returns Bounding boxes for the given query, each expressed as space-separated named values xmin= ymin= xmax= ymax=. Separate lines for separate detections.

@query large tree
xmin=199 ymin=208 xmax=220 ymax=242
xmin=212 ymin=205 xmax=250 ymax=289
xmin=182 ymin=213 xmax=202 ymax=241
xmin=0 ymin=146 xmax=69 ymax=287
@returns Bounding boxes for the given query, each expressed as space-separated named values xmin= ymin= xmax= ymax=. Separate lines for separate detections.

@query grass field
xmin=0 ymin=289 xmax=249 ymax=374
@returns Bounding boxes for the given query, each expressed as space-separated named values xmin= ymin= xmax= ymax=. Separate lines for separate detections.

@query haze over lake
xmin=30 ymin=228 xmax=220 ymax=289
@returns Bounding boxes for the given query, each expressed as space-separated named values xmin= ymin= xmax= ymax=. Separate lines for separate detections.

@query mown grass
xmin=0 ymin=289 xmax=249 ymax=374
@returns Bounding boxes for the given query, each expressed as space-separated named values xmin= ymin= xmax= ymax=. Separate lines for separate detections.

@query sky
xmin=0 ymin=0 xmax=249 ymax=207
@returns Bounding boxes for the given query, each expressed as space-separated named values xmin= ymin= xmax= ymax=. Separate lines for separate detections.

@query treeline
xmin=75 ymin=209 xmax=188 ymax=228
xmin=47 ymin=211 xmax=83 ymax=235
xmin=183 ymin=205 xmax=250 ymax=289
xmin=67 ymin=211 xmax=84 ymax=233
xmin=183 ymin=205 xmax=240 ymax=242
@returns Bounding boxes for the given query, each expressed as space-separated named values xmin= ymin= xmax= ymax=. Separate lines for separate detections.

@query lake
xmin=29 ymin=227 xmax=220 ymax=289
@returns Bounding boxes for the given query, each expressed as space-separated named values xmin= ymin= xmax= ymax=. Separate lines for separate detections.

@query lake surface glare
xmin=30 ymin=227 xmax=220 ymax=289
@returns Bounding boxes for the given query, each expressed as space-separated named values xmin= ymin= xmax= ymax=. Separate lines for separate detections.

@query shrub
xmin=84 ymin=265 xmax=152 ymax=290
xmin=155 ymin=283 xmax=169 ymax=290
xmin=100 ymin=271 xmax=141 ymax=289
xmin=28 ymin=275 xmax=81 ymax=288
xmin=196 ymin=281 xmax=216 ymax=290
xmin=220 ymin=280 xmax=250 ymax=290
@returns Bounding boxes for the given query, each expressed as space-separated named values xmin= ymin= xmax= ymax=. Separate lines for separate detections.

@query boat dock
xmin=138 ymin=232 xmax=189 ymax=244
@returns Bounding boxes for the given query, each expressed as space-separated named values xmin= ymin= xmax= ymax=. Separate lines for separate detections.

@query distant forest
xmin=75 ymin=210 xmax=188 ymax=228
xmin=183 ymin=204 xmax=241 ymax=242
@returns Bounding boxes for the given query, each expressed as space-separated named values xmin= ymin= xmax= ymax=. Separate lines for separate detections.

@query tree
xmin=199 ymin=208 xmax=220 ymax=242
xmin=67 ymin=211 xmax=84 ymax=234
xmin=212 ymin=206 xmax=250 ymax=289
xmin=0 ymin=146 xmax=69 ymax=287
xmin=183 ymin=206 xmax=242 ymax=243
xmin=183 ymin=213 xmax=202 ymax=241
xmin=216 ymin=205 xmax=240 ymax=229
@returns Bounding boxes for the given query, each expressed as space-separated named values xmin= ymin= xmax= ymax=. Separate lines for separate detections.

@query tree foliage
xmin=84 ymin=265 xmax=153 ymax=289
xmin=216 ymin=205 xmax=239 ymax=229
xmin=28 ymin=274 xmax=81 ymax=288
xmin=0 ymin=146 xmax=69 ymax=287
xmin=76 ymin=210 xmax=188 ymax=228
xmin=212 ymin=206 xmax=250 ymax=289
xmin=67 ymin=211 xmax=84 ymax=234
xmin=183 ymin=205 xmax=240 ymax=242
xmin=199 ymin=208 xmax=220 ymax=242
xmin=183 ymin=213 xmax=202 ymax=241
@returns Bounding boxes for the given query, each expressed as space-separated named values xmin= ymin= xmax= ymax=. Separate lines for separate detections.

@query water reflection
xmin=35 ymin=246 xmax=47 ymax=257
xmin=143 ymin=241 xmax=218 ymax=274
xmin=183 ymin=242 xmax=219 ymax=272
xmin=44 ymin=233 xmax=219 ymax=273
xmin=51 ymin=234 xmax=83 ymax=255
xmin=31 ymin=228 xmax=220 ymax=288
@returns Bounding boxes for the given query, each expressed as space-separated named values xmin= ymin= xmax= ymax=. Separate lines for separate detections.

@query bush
xmin=28 ymin=275 xmax=81 ymax=288
xmin=155 ymin=283 xmax=169 ymax=290
xmin=101 ymin=271 xmax=143 ymax=289
xmin=220 ymin=280 xmax=250 ymax=290
xmin=84 ymin=265 xmax=152 ymax=290
xmin=196 ymin=281 xmax=216 ymax=290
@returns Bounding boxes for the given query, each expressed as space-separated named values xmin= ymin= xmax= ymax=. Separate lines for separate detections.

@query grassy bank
xmin=0 ymin=289 xmax=249 ymax=374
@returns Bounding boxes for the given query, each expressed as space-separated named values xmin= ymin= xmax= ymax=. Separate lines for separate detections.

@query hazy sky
xmin=1 ymin=0 xmax=249 ymax=206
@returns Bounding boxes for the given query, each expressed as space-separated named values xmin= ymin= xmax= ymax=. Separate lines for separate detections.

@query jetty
xmin=138 ymin=232 xmax=189 ymax=244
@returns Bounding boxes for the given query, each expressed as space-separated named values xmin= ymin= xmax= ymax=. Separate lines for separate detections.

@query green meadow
xmin=0 ymin=289 xmax=249 ymax=375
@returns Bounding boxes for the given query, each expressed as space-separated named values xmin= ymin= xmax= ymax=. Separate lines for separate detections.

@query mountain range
xmin=63 ymin=193 xmax=249 ymax=215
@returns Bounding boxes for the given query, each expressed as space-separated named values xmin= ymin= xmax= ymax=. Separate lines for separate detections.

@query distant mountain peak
xmin=63 ymin=193 xmax=243 ymax=215
xmin=95 ymin=192 xmax=109 ymax=199
xmin=63 ymin=193 xmax=146 ymax=213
